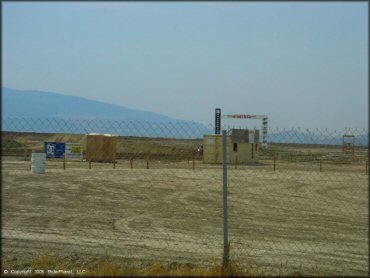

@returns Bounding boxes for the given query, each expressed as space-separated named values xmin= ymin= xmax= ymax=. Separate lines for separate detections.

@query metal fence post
xmin=222 ymin=130 xmax=229 ymax=267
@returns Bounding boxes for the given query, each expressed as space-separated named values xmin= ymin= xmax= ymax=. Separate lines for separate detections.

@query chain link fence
xmin=1 ymin=117 xmax=368 ymax=276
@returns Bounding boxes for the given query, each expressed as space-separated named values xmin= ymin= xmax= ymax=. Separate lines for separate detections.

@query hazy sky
xmin=3 ymin=2 xmax=368 ymax=129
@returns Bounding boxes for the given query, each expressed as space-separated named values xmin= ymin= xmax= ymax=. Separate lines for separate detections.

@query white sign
xmin=249 ymin=130 xmax=255 ymax=143
xmin=65 ymin=143 xmax=82 ymax=160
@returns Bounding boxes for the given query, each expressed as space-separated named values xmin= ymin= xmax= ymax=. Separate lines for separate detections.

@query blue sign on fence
xmin=44 ymin=142 xmax=66 ymax=158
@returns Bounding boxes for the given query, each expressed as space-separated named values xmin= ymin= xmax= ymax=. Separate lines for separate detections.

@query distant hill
xmin=3 ymin=87 xmax=193 ymax=122
xmin=2 ymin=87 xmax=212 ymax=138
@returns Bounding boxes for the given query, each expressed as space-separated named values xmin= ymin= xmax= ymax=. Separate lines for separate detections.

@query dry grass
xmin=87 ymin=259 xmax=260 ymax=276
xmin=2 ymin=255 xmax=262 ymax=277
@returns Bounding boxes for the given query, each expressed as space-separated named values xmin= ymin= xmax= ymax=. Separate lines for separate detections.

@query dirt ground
xmin=2 ymin=157 xmax=368 ymax=276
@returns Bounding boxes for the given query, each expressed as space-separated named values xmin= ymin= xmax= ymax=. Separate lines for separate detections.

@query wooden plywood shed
xmin=203 ymin=129 xmax=260 ymax=164
xmin=86 ymin=133 xmax=117 ymax=162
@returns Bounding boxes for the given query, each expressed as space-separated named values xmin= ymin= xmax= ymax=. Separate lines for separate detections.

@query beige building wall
xmin=203 ymin=135 xmax=229 ymax=164
xmin=203 ymin=134 xmax=259 ymax=164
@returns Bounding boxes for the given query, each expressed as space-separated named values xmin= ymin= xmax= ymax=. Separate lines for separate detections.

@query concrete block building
xmin=203 ymin=129 xmax=260 ymax=164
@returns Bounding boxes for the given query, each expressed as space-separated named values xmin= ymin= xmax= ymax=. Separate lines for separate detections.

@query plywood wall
xmin=86 ymin=135 xmax=117 ymax=162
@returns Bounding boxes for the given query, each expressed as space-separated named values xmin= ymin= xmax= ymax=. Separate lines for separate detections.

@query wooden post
xmin=320 ymin=158 xmax=323 ymax=172
xmin=24 ymin=149 xmax=29 ymax=163
xmin=146 ymin=159 xmax=149 ymax=169
xmin=273 ymin=156 xmax=276 ymax=171
xmin=366 ymin=160 xmax=368 ymax=175
xmin=89 ymin=160 xmax=91 ymax=169
xmin=29 ymin=150 xmax=33 ymax=170
xmin=130 ymin=157 xmax=133 ymax=169
xmin=63 ymin=153 xmax=66 ymax=170
xmin=113 ymin=160 xmax=116 ymax=169
xmin=192 ymin=156 xmax=195 ymax=170
xmin=234 ymin=156 xmax=238 ymax=169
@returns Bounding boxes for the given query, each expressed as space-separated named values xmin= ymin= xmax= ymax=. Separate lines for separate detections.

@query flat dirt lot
xmin=2 ymin=157 xmax=368 ymax=276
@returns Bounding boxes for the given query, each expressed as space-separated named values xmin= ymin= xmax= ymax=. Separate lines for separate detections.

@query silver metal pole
xmin=222 ymin=130 xmax=229 ymax=267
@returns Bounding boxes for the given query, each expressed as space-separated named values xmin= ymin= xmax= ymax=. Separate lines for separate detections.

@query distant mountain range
xmin=2 ymin=87 xmax=212 ymax=138
xmin=3 ymin=87 xmax=195 ymax=122
xmin=2 ymin=87 xmax=368 ymax=145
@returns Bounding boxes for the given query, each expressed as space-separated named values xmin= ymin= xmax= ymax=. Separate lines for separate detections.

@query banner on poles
xmin=65 ymin=143 xmax=83 ymax=160
xmin=44 ymin=142 xmax=66 ymax=158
